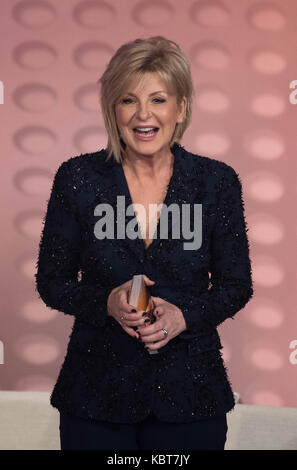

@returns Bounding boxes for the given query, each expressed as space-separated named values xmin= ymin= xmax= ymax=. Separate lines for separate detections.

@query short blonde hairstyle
xmin=98 ymin=36 xmax=195 ymax=163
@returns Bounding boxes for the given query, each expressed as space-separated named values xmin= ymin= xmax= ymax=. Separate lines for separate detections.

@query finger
xmin=119 ymin=309 xmax=146 ymax=322
xmin=119 ymin=291 xmax=137 ymax=313
xmin=145 ymin=337 xmax=168 ymax=351
xmin=117 ymin=311 xmax=125 ymax=324
xmin=137 ymin=321 xmax=159 ymax=337
xmin=118 ymin=312 xmax=142 ymax=336
xmin=150 ymin=296 xmax=163 ymax=306
xmin=143 ymin=275 xmax=155 ymax=285
xmin=153 ymin=305 xmax=162 ymax=317
xmin=124 ymin=316 xmax=149 ymax=327
xmin=122 ymin=324 xmax=139 ymax=339
xmin=140 ymin=329 xmax=166 ymax=343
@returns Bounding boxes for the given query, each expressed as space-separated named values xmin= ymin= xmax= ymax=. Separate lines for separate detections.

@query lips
xmin=132 ymin=127 xmax=159 ymax=141
xmin=133 ymin=127 xmax=159 ymax=133
xmin=133 ymin=128 xmax=159 ymax=137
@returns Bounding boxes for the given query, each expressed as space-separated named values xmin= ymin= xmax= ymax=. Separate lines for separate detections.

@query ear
xmin=177 ymin=96 xmax=187 ymax=124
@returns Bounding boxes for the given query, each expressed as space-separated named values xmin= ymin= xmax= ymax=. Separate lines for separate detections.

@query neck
xmin=122 ymin=148 xmax=174 ymax=181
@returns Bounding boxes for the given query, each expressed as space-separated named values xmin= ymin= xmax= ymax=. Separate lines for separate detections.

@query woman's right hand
xmin=107 ymin=275 xmax=155 ymax=339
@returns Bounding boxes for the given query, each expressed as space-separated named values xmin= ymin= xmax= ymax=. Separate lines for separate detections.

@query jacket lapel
xmin=91 ymin=143 xmax=201 ymax=261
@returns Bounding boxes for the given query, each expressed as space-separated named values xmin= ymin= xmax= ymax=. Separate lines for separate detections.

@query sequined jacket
xmin=35 ymin=142 xmax=253 ymax=424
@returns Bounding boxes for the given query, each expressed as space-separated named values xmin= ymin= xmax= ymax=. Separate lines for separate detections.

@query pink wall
xmin=1 ymin=0 xmax=296 ymax=407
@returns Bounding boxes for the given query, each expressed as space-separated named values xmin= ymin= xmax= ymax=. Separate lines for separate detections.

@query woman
xmin=35 ymin=36 xmax=253 ymax=450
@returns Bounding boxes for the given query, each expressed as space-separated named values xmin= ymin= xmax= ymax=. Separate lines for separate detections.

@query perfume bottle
xmin=129 ymin=274 xmax=159 ymax=355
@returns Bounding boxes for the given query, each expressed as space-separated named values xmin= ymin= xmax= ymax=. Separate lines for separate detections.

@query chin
xmin=126 ymin=138 xmax=170 ymax=152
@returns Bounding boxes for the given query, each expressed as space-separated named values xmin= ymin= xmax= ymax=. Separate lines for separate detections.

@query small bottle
xmin=129 ymin=275 xmax=158 ymax=354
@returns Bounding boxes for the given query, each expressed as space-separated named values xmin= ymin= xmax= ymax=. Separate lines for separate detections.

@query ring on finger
xmin=161 ymin=328 xmax=168 ymax=338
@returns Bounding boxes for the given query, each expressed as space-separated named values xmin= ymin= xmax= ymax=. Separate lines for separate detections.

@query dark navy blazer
xmin=35 ymin=142 xmax=253 ymax=424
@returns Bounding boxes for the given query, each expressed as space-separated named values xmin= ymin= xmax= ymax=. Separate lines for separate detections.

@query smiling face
xmin=115 ymin=72 xmax=187 ymax=159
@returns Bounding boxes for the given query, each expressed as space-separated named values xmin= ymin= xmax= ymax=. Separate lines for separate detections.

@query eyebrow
xmin=125 ymin=90 xmax=168 ymax=97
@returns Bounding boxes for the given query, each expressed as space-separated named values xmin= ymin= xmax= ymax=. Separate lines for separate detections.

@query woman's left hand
xmin=137 ymin=296 xmax=187 ymax=352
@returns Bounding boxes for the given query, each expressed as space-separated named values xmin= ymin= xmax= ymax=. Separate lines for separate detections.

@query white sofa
xmin=0 ymin=391 xmax=296 ymax=450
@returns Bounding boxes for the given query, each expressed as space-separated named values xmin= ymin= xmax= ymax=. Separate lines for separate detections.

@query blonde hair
xmin=98 ymin=36 xmax=195 ymax=163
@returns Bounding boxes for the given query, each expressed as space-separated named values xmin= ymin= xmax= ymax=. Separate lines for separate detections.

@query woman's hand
xmin=107 ymin=275 xmax=155 ymax=339
xmin=137 ymin=296 xmax=187 ymax=352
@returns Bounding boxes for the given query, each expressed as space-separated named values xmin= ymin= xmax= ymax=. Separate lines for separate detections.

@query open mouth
xmin=133 ymin=128 xmax=159 ymax=137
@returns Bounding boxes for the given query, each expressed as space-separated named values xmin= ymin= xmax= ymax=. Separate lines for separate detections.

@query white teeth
xmin=135 ymin=127 xmax=154 ymax=131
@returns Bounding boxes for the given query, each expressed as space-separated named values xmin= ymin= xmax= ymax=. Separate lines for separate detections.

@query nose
xmin=135 ymin=101 xmax=152 ymax=119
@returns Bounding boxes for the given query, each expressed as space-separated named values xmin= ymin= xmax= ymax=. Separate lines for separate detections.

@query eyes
xmin=121 ymin=97 xmax=166 ymax=105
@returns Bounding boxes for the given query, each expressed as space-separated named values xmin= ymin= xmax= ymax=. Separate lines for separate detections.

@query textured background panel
xmin=0 ymin=0 xmax=296 ymax=408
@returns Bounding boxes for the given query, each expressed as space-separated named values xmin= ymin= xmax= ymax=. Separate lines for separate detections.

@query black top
xmin=35 ymin=142 xmax=253 ymax=423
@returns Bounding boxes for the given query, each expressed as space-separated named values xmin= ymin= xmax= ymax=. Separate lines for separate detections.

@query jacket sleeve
xmin=35 ymin=161 xmax=111 ymax=328
xmin=178 ymin=165 xmax=254 ymax=339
